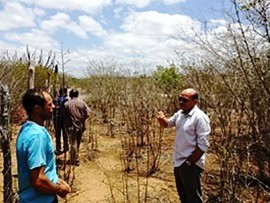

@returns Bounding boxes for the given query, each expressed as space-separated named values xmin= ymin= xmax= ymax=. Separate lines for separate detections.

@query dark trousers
xmin=174 ymin=163 xmax=203 ymax=203
xmin=55 ymin=123 xmax=68 ymax=151
xmin=67 ymin=126 xmax=84 ymax=163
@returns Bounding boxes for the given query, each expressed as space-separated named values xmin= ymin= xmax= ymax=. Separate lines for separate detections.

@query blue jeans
xmin=174 ymin=162 xmax=203 ymax=203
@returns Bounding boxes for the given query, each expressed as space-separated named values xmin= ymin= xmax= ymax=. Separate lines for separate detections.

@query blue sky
xmin=0 ymin=0 xmax=231 ymax=77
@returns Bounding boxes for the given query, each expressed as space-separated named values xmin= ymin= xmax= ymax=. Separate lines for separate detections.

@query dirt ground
xmin=61 ymin=134 xmax=122 ymax=203
xmin=59 ymin=123 xmax=180 ymax=203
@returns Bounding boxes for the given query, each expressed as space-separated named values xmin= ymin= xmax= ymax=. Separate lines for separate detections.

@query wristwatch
xmin=186 ymin=160 xmax=191 ymax=166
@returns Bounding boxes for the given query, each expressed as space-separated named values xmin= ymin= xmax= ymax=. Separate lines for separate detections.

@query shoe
xmin=75 ymin=159 xmax=80 ymax=166
xmin=63 ymin=148 xmax=69 ymax=153
xmin=63 ymin=144 xmax=69 ymax=152
xmin=69 ymin=159 xmax=80 ymax=166
xmin=54 ymin=150 xmax=62 ymax=155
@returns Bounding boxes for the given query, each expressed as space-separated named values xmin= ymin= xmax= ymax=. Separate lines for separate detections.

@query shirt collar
xmin=181 ymin=105 xmax=198 ymax=116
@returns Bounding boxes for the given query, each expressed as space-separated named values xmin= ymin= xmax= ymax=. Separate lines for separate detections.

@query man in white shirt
xmin=156 ymin=88 xmax=211 ymax=203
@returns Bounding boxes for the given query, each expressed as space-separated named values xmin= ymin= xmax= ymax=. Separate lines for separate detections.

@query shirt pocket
xmin=182 ymin=120 xmax=195 ymax=136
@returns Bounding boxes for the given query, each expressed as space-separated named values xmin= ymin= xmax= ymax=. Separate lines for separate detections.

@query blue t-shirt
xmin=16 ymin=121 xmax=59 ymax=203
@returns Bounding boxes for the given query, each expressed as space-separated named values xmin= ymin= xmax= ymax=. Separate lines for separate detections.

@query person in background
xmin=156 ymin=88 xmax=211 ymax=203
xmin=16 ymin=89 xmax=70 ymax=203
xmin=64 ymin=89 xmax=90 ymax=166
xmin=53 ymin=87 xmax=69 ymax=155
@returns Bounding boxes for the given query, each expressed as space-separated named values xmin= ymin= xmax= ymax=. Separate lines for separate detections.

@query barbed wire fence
xmin=0 ymin=85 xmax=14 ymax=203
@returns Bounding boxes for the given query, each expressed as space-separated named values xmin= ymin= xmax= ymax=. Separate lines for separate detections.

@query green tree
xmin=152 ymin=64 xmax=183 ymax=113
xmin=152 ymin=64 xmax=182 ymax=95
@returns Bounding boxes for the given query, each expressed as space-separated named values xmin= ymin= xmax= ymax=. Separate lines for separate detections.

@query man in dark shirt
xmin=53 ymin=87 xmax=69 ymax=155
xmin=64 ymin=89 xmax=90 ymax=165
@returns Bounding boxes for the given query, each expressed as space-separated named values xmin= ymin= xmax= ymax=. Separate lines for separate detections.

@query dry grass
xmin=1 ymin=117 xmax=270 ymax=202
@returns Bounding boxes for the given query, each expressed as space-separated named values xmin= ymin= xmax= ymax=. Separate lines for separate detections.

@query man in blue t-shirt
xmin=16 ymin=89 xmax=70 ymax=203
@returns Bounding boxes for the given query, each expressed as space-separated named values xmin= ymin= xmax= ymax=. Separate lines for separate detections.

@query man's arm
xmin=188 ymin=115 xmax=211 ymax=164
xmin=187 ymin=147 xmax=205 ymax=164
xmin=83 ymin=101 xmax=90 ymax=120
xmin=156 ymin=111 xmax=168 ymax=128
xmin=30 ymin=166 xmax=70 ymax=198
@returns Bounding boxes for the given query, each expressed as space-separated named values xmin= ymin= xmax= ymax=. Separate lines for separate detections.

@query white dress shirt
xmin=168 ymin=105 xmax=211 ymax=169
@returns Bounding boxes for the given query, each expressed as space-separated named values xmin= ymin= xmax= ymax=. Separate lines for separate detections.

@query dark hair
xmin=192 ymin=93 xmax=198 ymax=100
xmin=22 ymin=89 xmax=46 ymax=115
xmin=59 ymin=87 xmax=67 ymax=96
xmin=69 ymin=89 xmax=73 ymax=98
xmin=69 ymin=89 xmax=79 ymax=98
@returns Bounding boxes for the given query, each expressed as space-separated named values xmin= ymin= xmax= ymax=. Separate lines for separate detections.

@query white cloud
xmin=79 ymin=16 xmax=107 ymax=37
xmin=115 ymin=0 xmax=185 ymax=8
xmin=41 ymin=13 xmax=88 ymax=39
xmin=207 ymin=19 xmax=228 ymax=29
xmin=121 ymin=11 xmax=200 ymax=37
xmin=210 ymin=19 xmax=227 ymax=25
xmin=104 ymin=33 xmax=157 ymax=56
xmin=112 ymin=10 xmax=189 ymax=65
xmin=17 ymin=0 xmax=112 ymax=14
xmin=3 ymin=29 xmax=59 ymax=50
xmin=113 ymin=7 xmax=124 ymax=18
xmin=65 ymin=22 xmax=89 ymax=39
xmin=0 ymin=2 xmax=45 ymax=31
xmin=0 ymin=40 xmax=23 ymax=55
xmin=97 ymin=10 xmax=203 ymax=75
xmin=102 ymin=31 xmax=190 ymax=70
xmin=40 ymin=12 xmax=70 ymax=34
xmin=115 ymin=0 xmax=151 ymax=8
xmin=163 ymin=0 xmax=186 ymax=5
xmin=40 ymin=13 xmax=106 ymax=39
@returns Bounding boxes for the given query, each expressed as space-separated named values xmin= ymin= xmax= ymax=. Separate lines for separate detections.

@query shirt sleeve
xmin=83 ymin=102 xmax=90 ymax=118
xmin=168 ymin=112 xmax=179 ymax=127
xmin=196 ymin=115 xmax=211 ymax=152
xmin=27 ymin=134 xmax=46 ymax=170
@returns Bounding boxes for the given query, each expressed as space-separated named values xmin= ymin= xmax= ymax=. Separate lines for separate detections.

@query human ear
xmin=33 ymin=105 xmax=42 ymax=113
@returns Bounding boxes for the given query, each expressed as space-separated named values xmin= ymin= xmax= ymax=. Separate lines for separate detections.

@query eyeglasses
xmin=178 ymin=97 xmax=192 ymax=103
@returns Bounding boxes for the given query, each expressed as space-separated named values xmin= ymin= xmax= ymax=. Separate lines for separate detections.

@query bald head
xmin=181 ymin=88 xmax=198 ymax=100
xmin=179 ymin=88 xmax=198 ymax=113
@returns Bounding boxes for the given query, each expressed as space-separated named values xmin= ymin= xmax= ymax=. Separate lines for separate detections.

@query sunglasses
xmin=178 ymin=97 xmax=191 ymax=103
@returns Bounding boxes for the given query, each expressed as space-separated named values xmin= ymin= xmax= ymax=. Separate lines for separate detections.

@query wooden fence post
xmin=0 ymin=85 xmax=13 ymax=203
xmin=28 ymin=61 xmax=35 ymax=89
